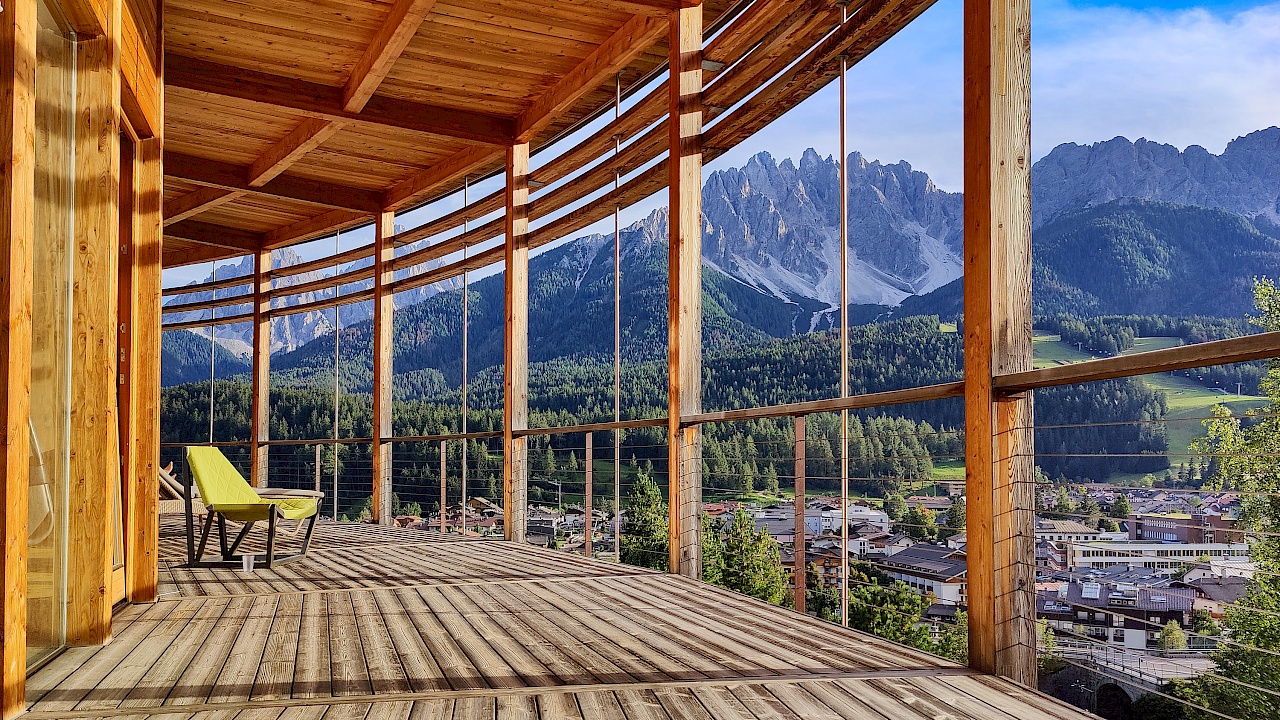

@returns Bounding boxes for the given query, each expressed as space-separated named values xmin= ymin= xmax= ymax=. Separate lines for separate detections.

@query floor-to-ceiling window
xmin=28 ymin=0 xmax=76 ymax=669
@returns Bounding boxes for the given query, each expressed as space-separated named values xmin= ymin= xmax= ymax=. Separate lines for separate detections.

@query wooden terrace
xmin=25 ymin=520 xmax=1093 ymax=720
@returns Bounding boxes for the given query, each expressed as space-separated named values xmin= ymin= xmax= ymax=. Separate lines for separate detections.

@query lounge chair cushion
xmin=186 ymin=447 xmax=318 ymax=522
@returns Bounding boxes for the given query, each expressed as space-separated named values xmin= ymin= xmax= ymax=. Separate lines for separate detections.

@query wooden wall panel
xmin=503 ymin=142 xmax=529 ymax=543
xmin=963 ymin=0 xmax=1037 ymax=685
xmin=666 ymin=5 xmax=702 ymax=579
xmin=0 ymin=0 xmax=36 ymax=714
xmin=67 ymin=0 xmax=121 ymax=646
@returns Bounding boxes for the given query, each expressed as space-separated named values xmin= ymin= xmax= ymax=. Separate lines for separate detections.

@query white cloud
xmin=1032 ymin=1 xmax=1280 ymax=161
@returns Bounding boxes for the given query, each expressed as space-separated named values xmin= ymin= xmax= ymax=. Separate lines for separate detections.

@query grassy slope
xmin=1030 ymin=335 xmax=1268 ymax=482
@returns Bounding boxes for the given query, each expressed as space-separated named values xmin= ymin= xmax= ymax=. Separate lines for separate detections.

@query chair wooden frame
xmin=182 ymin=465 xmax=321 ymax=569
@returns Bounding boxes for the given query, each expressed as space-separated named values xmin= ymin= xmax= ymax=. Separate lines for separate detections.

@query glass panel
xmin=28 ymin=0 xmax=76 ymax=668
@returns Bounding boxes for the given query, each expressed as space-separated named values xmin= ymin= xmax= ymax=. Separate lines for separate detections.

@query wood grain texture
xmin=22 ymin=519 xmax=1096 ymax=720
xmin=164 ymin=152 xmax=382 ymax=213
xmin=249 ymin=248 xmax=271 ymax=488
xmin=343 ymin=0 xmax=439 ymax=112
xmin=962 ymin=0 xmax=1036 ymax=685
xmin=162 ymin=187 xmax=242 ymax=226
xmin=125 ymin=136 xmax=163 ymax=603
xmin=515 ymin=13 xmax=665 ymax=142
xmin=503 ymin=143 xmax=529 ymax=544
xmin=0 ymin=0 xmax=35 ymax=713
xmin=371 ymin=211 xmax=395 ymax=524
xmin=166 ymin=54 xmax=514 ymax=145
xmin=246 ymin=118 xmax=343 ymax=188
xmin=792 ymin=415 xmax=805 ymax=614
xmin=666 ymin=6 xmax=702 ymax=578
xmin=67 ymin=7 xmax=122 ymax=647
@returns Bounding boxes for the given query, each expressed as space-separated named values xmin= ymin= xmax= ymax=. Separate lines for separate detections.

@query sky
xmin=715 ymin=0 xmax=1280 ymax=190
xmin=164 ymin=0 xmax=1280 ymax=286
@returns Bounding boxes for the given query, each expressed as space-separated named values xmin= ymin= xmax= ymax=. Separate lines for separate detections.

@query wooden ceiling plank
xmin=247 ymin=118 xmax=345 ymax=187
xmin=516 ymin=13 xmax=667 ymax=142
xmin=164 ymin=220 xmax=263 ymax=253
xmin=343 ymin=0 xmax=440 ymax=112
xmin=165 ymin=152 xmax=383 ymax=213
xmin=166 ymin=54 xmax=515 ymax=145
xmin=163 ymin=187 xmax=245 ymax=226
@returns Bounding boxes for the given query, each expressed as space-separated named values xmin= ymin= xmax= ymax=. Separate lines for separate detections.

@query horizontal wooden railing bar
xmin=161 ymin=311 xmax=253 ymax=331
xmin=262 ymin=437 xmax=374 ymax=446
xmin=514 ymin=417 xmax=669 ymax=438
xmin=266 ymin=287 xmax=376 ymax=319
xmin=162 ymin=274 xmax=252 ymax=298
xmin=268 ymin=243 xmax=374 ymax=281
xmin=273 ymin=264 xmax=376 ymax=300
xmin=994 ymin=331 xmax=1280 ymax=393
xmin=391 ymin=430 xmax=504 ymax=443
xmin=681 ymin=381 xmax=966 ymax=426
xmin=529 ymin=119 xmax=668 ymax=221
xmin=390 ymin=216 xmax=504 ymax=274
xmin=160 ymin=290 xmax=252 ymax=314
xmin=391 ymin=243 xmax=505 ymax=295
xmin=528 ymin=86 xmax=665 ymax=189
xmin=159 ymin=441 xmax=252 ymax=448
xmin=389 ymin=189 xmax=504 ymax=247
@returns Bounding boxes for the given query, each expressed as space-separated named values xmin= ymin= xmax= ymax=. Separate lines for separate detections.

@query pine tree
xmin=1109 ymin=493 xmax=1132 ymax=519
xmin=620 ymin=473 xmax=668 ymax=571
xmin=719 ymin=509 xmax=787 ymax=605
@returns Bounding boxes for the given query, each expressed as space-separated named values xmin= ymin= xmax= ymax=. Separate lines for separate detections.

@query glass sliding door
xmin=28 ymin=0 xmax=77 ymax=669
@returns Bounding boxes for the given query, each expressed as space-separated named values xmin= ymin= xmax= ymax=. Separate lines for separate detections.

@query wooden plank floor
xmin=27 ymin=518 xmax=1096 ymax=720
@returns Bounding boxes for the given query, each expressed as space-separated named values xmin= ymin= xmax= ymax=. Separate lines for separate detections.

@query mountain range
xmin=162 ymin=127 xmax=1280 ymax=388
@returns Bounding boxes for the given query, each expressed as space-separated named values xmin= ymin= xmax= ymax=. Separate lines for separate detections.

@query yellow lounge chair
xmin=184 ymin=446 xmax=323 ymax=568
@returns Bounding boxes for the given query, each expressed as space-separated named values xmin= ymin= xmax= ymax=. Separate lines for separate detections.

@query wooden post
xmin=124 ymin=135 xmax=162 ymax=603
xmin=964 ymin=0 xmax=1036 ymax=685
xmin=666 ymin=3 xmax=703 ymax=578
xmin=249 ymin=247 xmax=270 ymax=487
xmin=0 ymin=0 xmax=36 ymax=712
xmin=67 ymin=0 xmax=122 ymax=646
xmin=439 ymin=439 xmax=447 ymax=532
xmin=371 ymin=210 xmax=394 ymax=524
xmin=503 ymin=142 xmax=529 ymax=543
xmin=584 ymin=432 xmax=593 ymax=556
xmin=793 ymin=415 xmax=806 ymax=614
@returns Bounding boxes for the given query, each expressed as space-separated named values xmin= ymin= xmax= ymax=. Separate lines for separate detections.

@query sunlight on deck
xmin=26 ymin=520 xmax=1092 ymax=720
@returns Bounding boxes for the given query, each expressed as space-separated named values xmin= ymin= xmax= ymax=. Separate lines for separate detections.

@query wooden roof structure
xmin=159 ymin=0 xmax=933 ymax=269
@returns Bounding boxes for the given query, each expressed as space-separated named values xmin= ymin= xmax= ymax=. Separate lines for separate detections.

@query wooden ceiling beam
xmin=162 ymin=242 xmax=235 ymax=269
xmin=247 ymin=118 xmax=345 ymax=188
xmin=516 ymin=13 xmax=667 ymax=142
xmin=383 ymin=144 xmax=502 ymax=212
xmin=163 ymin=188 xmax=244 ymax=226
xmin=344 ymin=0 xmax=439 ymax=112
xmin=167 ymin=55 xmax=515 ymax=146
xmin=582 ymin=0 xmax=693 ymax=15
xmin=262 ymin=209 xmax=371 ymax=250
xmin=164 ymin=220 xmax=264 ymax=253
xmin=165 ymin=152 xmax=383 ymax=213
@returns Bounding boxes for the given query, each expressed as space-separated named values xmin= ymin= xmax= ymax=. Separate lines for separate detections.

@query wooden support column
xmin=667 ymin=3 xmax=703 ymax=578
xmin=0 ymin=0 xmax=36 ymax=712
xmin=503 ymin=142 xmax=529 ymax=543
xmin=584 ymin=432 xmax=593 ymax=556
xmin=793 ymin=415 xmax=805 ymax=614
xmin=249 ymin=247 xmax=270 ymax=488
xmin=439 ymin=440 xmax=447 ymax=531
xmin=371 ymin=210 xmax=394 ymax=524
xmin=67 ymin=0 xmax=122 ymax=646
xmin=963 ymin=0 xmax=1036 ymax=685
xmin=124 ymin=136 xmax=162 ymax=603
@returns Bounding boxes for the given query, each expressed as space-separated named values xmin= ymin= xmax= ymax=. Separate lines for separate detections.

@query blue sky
xmin=717 ymin=0 xmax=1280 ymax=190
xmin=164 ymin=0 xmax=1280 ymax=286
